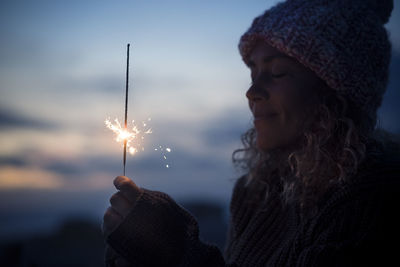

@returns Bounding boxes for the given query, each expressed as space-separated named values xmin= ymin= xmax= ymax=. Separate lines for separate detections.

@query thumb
xmin=105 ymin=245 xmax=133 ymax=267
xmin=113 ymin=176 xmax=142 ymax=203
xmin=105 ymin=245 xmax=118 ymax=266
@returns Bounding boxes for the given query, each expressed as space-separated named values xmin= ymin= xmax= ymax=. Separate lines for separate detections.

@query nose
xmin=246 ymin=82 xmax=269 ymax=103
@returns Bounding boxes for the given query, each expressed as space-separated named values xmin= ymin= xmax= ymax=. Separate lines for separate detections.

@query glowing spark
xmin=105 ymin=118 xmax=152 ymax=156
xmin=106 ymin=116 xmax=172 ymax=168
xmin=129 ymin=147 xmax=138 ymax=155
xmin=154 ymin=145 xmax=172 ymax=168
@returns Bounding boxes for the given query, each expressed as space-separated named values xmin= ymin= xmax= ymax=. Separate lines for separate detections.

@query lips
xmin=254 ymin=113 xmax=279 ymax=119
xmin=250 ymin=105 xmax=279 ymax=122
xmin=255 ymin=113 xmax=278 ymax=118
xmin=253 ymin=113 xmax=279 ymax=125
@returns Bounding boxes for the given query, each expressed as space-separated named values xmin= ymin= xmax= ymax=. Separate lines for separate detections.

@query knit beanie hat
xmin=239 ymin=0 xmax=393 ymax=121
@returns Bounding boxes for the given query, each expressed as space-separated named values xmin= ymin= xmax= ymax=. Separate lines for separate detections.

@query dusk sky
xmin=1 ymin=0 xmax=399 ymax=240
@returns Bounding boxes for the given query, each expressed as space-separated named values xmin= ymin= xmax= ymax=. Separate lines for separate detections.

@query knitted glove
xmin=106 ymin=189 xmax=225 ymax=267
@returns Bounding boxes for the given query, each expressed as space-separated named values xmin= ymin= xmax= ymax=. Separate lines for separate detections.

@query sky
xmin=1 ymin=0 xmax=399 ymax=241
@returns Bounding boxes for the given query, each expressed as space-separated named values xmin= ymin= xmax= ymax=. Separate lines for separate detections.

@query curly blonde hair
xmin=233 ymin=82 xmax=399 ymax=215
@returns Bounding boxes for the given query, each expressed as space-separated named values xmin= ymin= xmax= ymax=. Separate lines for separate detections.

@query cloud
xmin=0 ymin=105 xmax=250 ymax=195
xmin=54 ymin=75 xmax=124 ymax=94
xmin=0 ymin=156 xmax=27 ymax=167
xmin=200 ymin=108 xmax=251 ymax=148
xmin=0 ymin=109 xmax=57 ymax=130
xmin=44 ymin=161 xmax=88 ymax=176
xmin=40 ymin=147 xmax=230 ymax=180
xmin=0 ymin=166 xmax=64 ymax=189
xmin=43 ymin=156 xmax=121 ymax=179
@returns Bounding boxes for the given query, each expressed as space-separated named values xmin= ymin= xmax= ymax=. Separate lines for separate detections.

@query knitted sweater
xmin=106 ymin=152 xmax=400 ymax=267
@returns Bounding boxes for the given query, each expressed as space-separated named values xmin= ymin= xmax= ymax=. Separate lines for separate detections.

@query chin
xmin=257 ymin=134 xmax=302 ymax=153
xmin=256 ymin=136 xmax=279 ymax=151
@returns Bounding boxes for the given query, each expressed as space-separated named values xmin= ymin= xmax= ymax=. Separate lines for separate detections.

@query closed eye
xmin=271 ymin=72 xmax=287 ymax=78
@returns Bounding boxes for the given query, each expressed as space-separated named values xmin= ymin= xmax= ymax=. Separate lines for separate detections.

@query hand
xmin=103 ymin=177 xmax=195 ymax=266
xmin=105 ymin=245 xmax=133 ymax=267
xmin=103 ymin=176 xmax=142 ymax=237
xmin=103 ymin=176 xmax=142 ymax=267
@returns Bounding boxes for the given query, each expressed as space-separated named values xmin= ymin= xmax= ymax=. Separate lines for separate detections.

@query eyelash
xmin=271 ymin=73 xmax=287 ymax=78
xmin=251 ymin=72 xmax=287 ymax=82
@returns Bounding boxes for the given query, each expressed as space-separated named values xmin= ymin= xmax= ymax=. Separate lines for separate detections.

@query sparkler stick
xmin=105 ymin=44 xmax=170 ymax=170
xmin=123 ymin=43 xmax=130 ymax=176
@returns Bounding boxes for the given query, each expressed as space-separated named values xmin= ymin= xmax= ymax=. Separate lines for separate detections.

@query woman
xmin=103 ymin=0 xmax=400 ymax=266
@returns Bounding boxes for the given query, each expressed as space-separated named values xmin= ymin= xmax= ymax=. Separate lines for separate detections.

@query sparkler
xmin=105 ymin=117 xmax=152 ymax=155
xmin=123 ymin=43 xmax=130 ymax=176
xmin=105 ymin=117 xmax=172 ymax=171
xmin=105 ymin=44 xmax=172 ymax=173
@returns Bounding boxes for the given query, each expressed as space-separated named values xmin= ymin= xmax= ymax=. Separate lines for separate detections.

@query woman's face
xmin=246 ymin=41 xmax=320 ymax=151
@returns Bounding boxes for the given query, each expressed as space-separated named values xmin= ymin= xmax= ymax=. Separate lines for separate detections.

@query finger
xmin=109 ymin=191 xmax=132 ymax=217
xmin=103 ymin=206 xmax=123 ymax=236
xmin=113 ymin=176 xmax=141 ymax=203
xmin=105 ymin=245 xmax=132 ymax=267
xmin=105 ymin=245 xmax=118 ymax=262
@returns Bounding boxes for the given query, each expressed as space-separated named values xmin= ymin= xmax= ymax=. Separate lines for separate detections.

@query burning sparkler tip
xmin=105 ymin=116 xmax=153 ymax=157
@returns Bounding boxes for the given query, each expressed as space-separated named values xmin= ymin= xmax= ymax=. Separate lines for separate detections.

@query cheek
xmin=280 ymin=91 xmax=308 ymax=135
xmin=282 ymin=109 xmax=304 ymax=141
xmin=256 ymin=87 xmax=306 ymax=150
